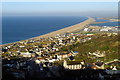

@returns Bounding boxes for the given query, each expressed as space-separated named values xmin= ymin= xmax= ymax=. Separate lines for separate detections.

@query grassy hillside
xmin=61 ymin=33 xmax=120 ymax=64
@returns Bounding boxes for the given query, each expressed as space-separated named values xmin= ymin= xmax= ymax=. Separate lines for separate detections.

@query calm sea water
xmin=93 ymin=17 xmax=109 ymax=22
xmin=90 ymin=17 xmax=118 ymax=26
xmin=91 ymin=22 xmax=118 ymax=26
xmin=2 ymin=16 xmax=88 ymax=44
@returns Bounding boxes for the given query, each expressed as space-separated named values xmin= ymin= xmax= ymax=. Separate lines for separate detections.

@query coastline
xmin=30 ymin=17 xmax=95 ymax=39
xmin=1 ymin=17 xmax=95 ymax=46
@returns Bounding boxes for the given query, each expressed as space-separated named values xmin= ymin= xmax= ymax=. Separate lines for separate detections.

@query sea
xmin=2 ymin=16 xmax=88 ymax=44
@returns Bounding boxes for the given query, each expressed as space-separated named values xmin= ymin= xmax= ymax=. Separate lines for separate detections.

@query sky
xmin=1 ymin=2 xmax=118 ymax=17
xmin=1 ymin=0 xmax=119 ymax=2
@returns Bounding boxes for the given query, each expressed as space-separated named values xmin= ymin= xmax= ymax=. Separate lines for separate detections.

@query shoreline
xmin=1 ymin=17 xmax=95 ymax=46
xmin=30 ymin=17 xmax=95 ymax=39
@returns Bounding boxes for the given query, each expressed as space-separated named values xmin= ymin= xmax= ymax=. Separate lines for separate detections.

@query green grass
xmin=60 ymin=33 xmax=120 ymax=64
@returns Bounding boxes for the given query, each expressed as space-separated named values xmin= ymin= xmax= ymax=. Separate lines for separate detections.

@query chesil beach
xmin=31 ymin=17 xmax=95 ymax=39
xmin=2 ymin=17 xmax=95 ymax=46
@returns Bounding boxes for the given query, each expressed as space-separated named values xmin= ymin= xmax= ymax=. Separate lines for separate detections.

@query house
xmin=49 ymin=59 xmax=58 ymax=62
xmin=85 ymin=63 xmax=97 ymax=69
xmin=72 ymin=51 xmax=79 ymax=55
xmin=86 ymin=34 xmax=94 ymax=36
xmin=112 ymin=33 xmax=118 ymax=35
xmin=95 ymin=62 xmax=104 ymax=69
xmin=37 ymin=57 xmax=46 ymax=62
xmin=84 ymin=28 xmax=89 ymax=31
xmin=62 ymin=54 xmax=68 ymax=58
xmin=112 ymin=66 xmax=117 ymax=70
xmin=35 ymin=59 xmax=41 ymax=64
xmin=63 ymin=60 xmax=84 ymax=70
xmin=100 ymin=29 xmax=108 ymax=32
xmin=84 ymin=28 xmax=91 ymax=32
xmin=70 ymin=56 xmax=75 ymax=61
xmin=21 ymin=52 xmax=32 ymax=57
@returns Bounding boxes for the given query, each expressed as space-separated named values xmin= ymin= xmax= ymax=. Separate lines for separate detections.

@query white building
xmin=100 ymin=28 xmax=108 ymax=32
xmin=63 ymin=60 xmax=84 ymax=70
xmin=21 ymin=52 xmax=32 ymax=57
xmin=84 ymin=28 xmax=89 ymax=31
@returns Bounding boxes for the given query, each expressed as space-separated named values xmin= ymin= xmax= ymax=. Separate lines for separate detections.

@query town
xmin=1 ymin=25 xmax=120 ymax=80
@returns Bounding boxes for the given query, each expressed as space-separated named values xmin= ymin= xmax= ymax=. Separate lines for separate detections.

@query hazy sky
xmin=2 ymin=2 xmax=118 ymax=17
xmin=1 ymin=0 xmax=119 ymax=2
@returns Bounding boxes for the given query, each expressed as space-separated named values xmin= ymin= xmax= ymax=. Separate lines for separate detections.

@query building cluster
xmin=84 ymin=26 xmax=118 ymax=32
xmin=1 ymin=25 xmax=120 ymax=80
xmin=2 ymin=31 xmax=94 ymax=61
xmin=2 ymin=29 xmax=96 ymax=79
